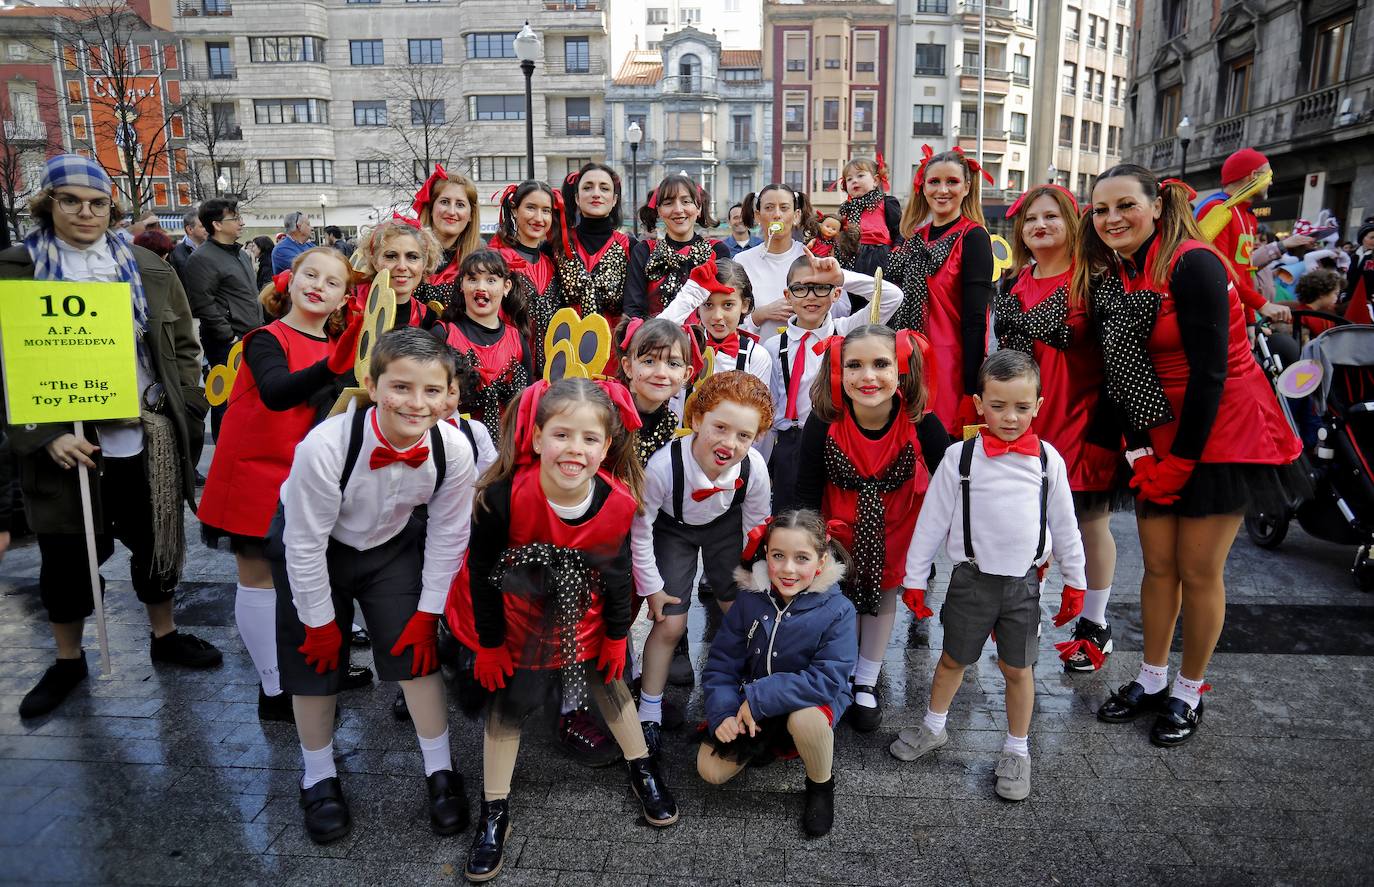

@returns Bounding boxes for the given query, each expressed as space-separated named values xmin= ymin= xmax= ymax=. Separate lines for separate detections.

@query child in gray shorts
xmin=888 ymin=350 xmax=1087 ymax=801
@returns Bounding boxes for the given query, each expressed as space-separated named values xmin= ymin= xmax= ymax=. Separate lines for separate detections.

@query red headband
xmin=1005 ymin=184 xmax=1081 ymax=219
xmin=411 ymin=163 xmax=448 ymax=215
xmin=1160 ymin=178 xmax=1197 ymax=200
xmin=875 ymin=151 xmax=889 ymax=190
xmin=273 ymin=269 xmax=292 ymax=295
xmin=619 ymin=317 xmax=645 ymax=351
xmin=742 ymin=517 xmax=774 ymax=563
xmin=949 ymin=146 xmax=996 ymax=186
xmin=823 ymin=335 xmax=846 ymax=405
xmin=390 ymin=212 xmax=421 ymax=229
xmin=512 ymin=379 xmax=643 ymax=468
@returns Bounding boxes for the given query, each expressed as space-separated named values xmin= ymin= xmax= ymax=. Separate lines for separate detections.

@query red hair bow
xmin=512 ymin=380 xmax=551 ymax=467
xmin=491 ymin=184 xmax=518 ymax=205
xmin=564 ymin=171 xmax=579 ymax=187
xmin=913 ymin=144 xmax=936 ymax=187
xmin=551 ymin=189 xmax=573 ymax=259
xmin=390 ymin=212 xmax=421 ymax=229
xmin=647 ymin=187 xmax=659 ymax=210
xmin=594 ymin=378 xmax=643 ymax=433
xmin=1005 ymin=184 xmax=1081 ymax=219
xmin=824 ymin=518 xmax=848 ymax=544
xmin=822 ymin=334 xmax=847 ymax=405
xmin=875 ymin=151 xmax=889 ymax=191
xmin=949 ymin=146 xmax=996 ymax=186
xmin=411 ymin=163 xmax=448 ymax=215
xmin=898 ymin=330 xmax=938 ymax=406
xmin=619 ymin=316 xmax=645 ymax=351
xmin=742 ymin=517 xmax=774 ymax=563
xmin=273 ymin=269 xmax=292 ymax=295
xmin=1160 ymin=178 xmax=1197 ymax=201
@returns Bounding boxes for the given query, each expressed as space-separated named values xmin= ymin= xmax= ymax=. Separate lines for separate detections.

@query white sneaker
xmin=889 ymin=723 xmax=948 ymax=762
xmin=994 ymin=752 xmax=1031 ymax=801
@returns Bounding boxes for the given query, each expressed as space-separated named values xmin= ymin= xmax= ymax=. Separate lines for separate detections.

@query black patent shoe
xmin=340 ymin=665 xmax=373 ymax=691
xmin=802 ymin=776 xmax=835 ymax=838
xmin=1097 ymin=681 xmax=1169 ymax=723
xmin=641 ymin=720 xmax=662 ymax=757
xmin=150 ymin=631 xmax=223 ymax=668
xmin=258 ymin=687 xmax=293 ymax=723
xmin=393 ymin=688 xmax=411 ymax=721
xmin=465 ymin=798 xmax=511 ymax=883
xmin=299 ymin=776 xmax=351 ymax=844
xmin=426 ymin=769 xmax=470 ymax=835
xmin=845 ymin=685 xmax=882 ymax=733
xmin=1150 ymin=697 xmax=1205 ymax=748
xmin=1062 ymin=619 xmax=1113 ymax=673
xmin=19 ymin=654 xmax=89 ymax=718
xmin=627 ymin=754 xmax=678 ymax=826
xmin=350 ymin=627 xmax=371 ymax=649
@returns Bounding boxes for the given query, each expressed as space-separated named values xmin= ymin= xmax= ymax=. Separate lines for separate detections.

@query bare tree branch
xmin=360 ymin=64 xmax=479 ymax=206
xmin=179 ymin=80 xmax=264 ymax=205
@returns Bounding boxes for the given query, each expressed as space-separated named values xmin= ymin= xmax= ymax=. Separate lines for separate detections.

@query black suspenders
xmin=669 ymin=437 xmax=752 ymax=523
xmin=340 ymin=407 xmax=448 ymax=496
xmin=957 ymin=437 xmax=1048 ymax=567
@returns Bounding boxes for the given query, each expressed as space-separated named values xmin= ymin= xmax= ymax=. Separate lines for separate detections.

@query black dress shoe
xmin=258 ymin=687 xmax=293 ymax=723
xmin=845 ymin=685 xmax=882 ymax=733
xmin=1097 ymin=681 xmax=1169 ymax=723
xmin=299 ymin=776 xmax=350 ymax=844
xmin=1150 ymin=697 xmax=1204 ymax=748
xmin=802 ymin=775 xmax=835 ymax=838
xmin=465 ymin=798 xmax=511 ymax=882
xmin=641 ymin=720 xmax=662 ymax=757
xmin=426 ymin=769 xmax=470 ymax=835
xmin=19 ymin=654 xmax=88 ymax=718
xmin=340 ymin=665 xmax=373 ymax=691
xmin=150 ymin=631 xmax=223 ymax=668
xmin=393 ymin=688 xmax=411 ymax=721
xmin=627 ymin=754 xmax=678 ymax=826
xmin=350 ymin=627 xmax=371 ymax=649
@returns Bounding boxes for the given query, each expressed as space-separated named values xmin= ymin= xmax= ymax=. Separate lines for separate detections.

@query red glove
xmin=955 ymin=394 xmax=981 ymax=434
xmin=688 ymin=258 xmax=733 ymax=295
xmin=327 ymin=307 xmax=365 ymax=374
xmin=473 ymin=645 xmax=514 ymax=691
xmin=1130 ymin=455 xmax=1197 ymax=505
xmin=298 ymin=622 xmax=343 ymax=674
xmin=596 ymin=635 xmax=628 ymax=683
xmin=389 ymin=610 xmax=440 ymax=676
xmin=901 ymin=587 xmax=933 ymax=620
xmin=1053 ymin=586 xmax=1084 ymax=628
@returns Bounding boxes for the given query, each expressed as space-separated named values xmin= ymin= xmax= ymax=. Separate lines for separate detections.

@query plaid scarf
xmin=25 ymin=226 xmax=152 ymax=374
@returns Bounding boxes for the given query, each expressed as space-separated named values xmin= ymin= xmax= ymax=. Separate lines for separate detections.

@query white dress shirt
xmin=903 ymin=437 xmax=1086 ymax=589
xmin=736 ymin=241 xmax=854 ymax=339
xmin=763 ymin=269 xmax=906 ymax=431
xmin=632 ymin=434 xmax=772 ymax=598
xmin=282 ymin=406 xmax=477 ymax=627
xmin=56 ymin=236 xmax=148 ymax=457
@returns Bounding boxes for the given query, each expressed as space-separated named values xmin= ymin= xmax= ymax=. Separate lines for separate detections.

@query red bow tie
xmin=710 ymin=332 xmax=740 ymax=358
xmin=370 ymin=445 xmax=430 ymax=470
xmin=980 ymin=428 xmax=1040 ymax=458
xmin=691 ymin=477 xmax=743 ymax=501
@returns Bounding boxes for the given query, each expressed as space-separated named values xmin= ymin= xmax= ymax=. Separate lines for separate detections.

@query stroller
xmin=1246 ymin=314 xmax=1374 ymax=590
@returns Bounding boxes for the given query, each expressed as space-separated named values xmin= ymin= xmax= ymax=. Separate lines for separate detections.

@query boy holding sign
xmin=1 ymin=156 xmax=219 ymax=719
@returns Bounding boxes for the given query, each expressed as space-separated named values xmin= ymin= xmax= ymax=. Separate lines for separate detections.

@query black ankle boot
xmin=627 ymin=754 xmax=678 ymax=827
xmin=802 ymin=776 xmax=835 ymax=837
xmin=257 ymin=687 xmax=293 ymax=723
xmin=465 ymin=799 xmax=511 ymax=882
xmin=299 ymin=776 xmax=350 ymax=844
xmin=19 ymin=654 xmax=88 ymax=718
xmin=426 ymin=769 xmax=470 ymax=835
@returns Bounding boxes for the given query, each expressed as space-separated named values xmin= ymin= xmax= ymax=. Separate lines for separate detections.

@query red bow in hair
xmin=647 ymin=188 xmax=659 ymax=210
xmin=1005 ymin=184 xmax=1081 ymax=219
xmin=594 ymin=378 xmax=644 ymax=433
xmin=491 ymin=184 xmax=518 ymax=205
xmin=816 ymin=210 xmax=827 ymax=222
xmin=913 ymin=144 xmax=936 ymax=187
xmin=741 ymin=517 xmax=774 ymax=563
xmin=273 ymin=269 xmax=292 ymax=295
xmin=895 ymin=329 xmax=921 ymax=368
xmin=411 ymin=163 xmax=448 ymax=215
xmin=551 ymin=189 xmax=573 ymax=259
xmin=390 ymin=212 xmax=421 ymax=229
xmin=564 ymin=171 xmax=579 ymax=187
xmin=875 ymin=151 xmax=889 ymax=190
xmin=512 ymin=380 xmax=551 ymax=467
xmin=1160 ymin=178 xmax=1197 ymax=200
xmin=824 ymin=518 xmax=847 ymax=544
xmin=950 ymin=146 xmax=995 ymax=186
xmin=903 ymin=330 xmax=938 ymax=407
xmin=619 ymin=317 xmax=645 ymax=351
xmin=822 ymin=334 xmax=846 ymax=405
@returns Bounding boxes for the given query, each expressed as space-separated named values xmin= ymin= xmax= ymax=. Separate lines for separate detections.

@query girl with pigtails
xmin=411 ymin=164 xmax=483 ymax=310
xmin=625 ymin=173 xmax=731 ymax=319
xmin=836 ymin=156 xmax=902 ymax=277
xmin=489 ymin=180 xmax=566 ymax=373
xmin=887 ymin=146 xmax=997 ymax=436
xmin=556 ymin=163 xmax=635 ymax=337
xmin=793 ymin=324 xmax=949 ymax=732
xmin=1077 ymin=165 xmax=1301 ymax=748
xmin=735 ymin=183 xmax=827 ymax=340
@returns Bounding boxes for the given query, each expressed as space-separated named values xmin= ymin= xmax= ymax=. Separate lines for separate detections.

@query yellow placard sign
xmin=0 ymin=281 xmax=140 ymax=424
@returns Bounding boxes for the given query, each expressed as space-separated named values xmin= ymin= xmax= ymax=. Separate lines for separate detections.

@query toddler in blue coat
xmin=698 ymin=508 xmax=858 ymax=838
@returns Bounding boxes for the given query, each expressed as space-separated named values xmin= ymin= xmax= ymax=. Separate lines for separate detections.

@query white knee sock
xmin=637 ymin=691 xmax=663 ymax=724
xmin=1136 ymin=661 xmax=1169 ymax=695
xmin=300 ymin=742 xmax=336 ymax=789
xmin=1082 ymin=587 xmax=1111 ymax=627
xmin=852 ymin=656 xmax=882 ymax=708
xmin=1170 ymin=675 xmax=1207 ymax=709
xmin=417 ymin=728 xmax=452 ymax=776
xmin=1002 ymin=732 xmax=1029 ymax=757
xmin=923 ymin=707 xmax=948 ymax=735
xmin=234 ymin=584 xmax=280 ymax=696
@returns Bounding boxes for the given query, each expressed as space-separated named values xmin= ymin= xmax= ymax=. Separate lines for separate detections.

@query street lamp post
xmin=627 ymin=121 xmax=643 ymax=236
xmin=1176 ymin=115 xmax=1194 ymax=181
xmin=514 ymin=22 xmax=541 ymax=182
xmin=1047 ymin=163 xmax=1057 ymax=184
xmin=319 ymin=193 xmax=328 ymax=230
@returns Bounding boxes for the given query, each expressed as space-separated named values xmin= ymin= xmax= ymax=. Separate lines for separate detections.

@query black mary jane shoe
xmin=845 ymin=685 xmax=882 ymax=733
xmin=257 ymin=687 xmax=293 ymax=723
xmin=1096 ymin=681 xmax=1169 ymax=723
xmin=1150 ymin=697 xmax=1204 ymax=748
xmin=393 ymin=689 xmax=411 ymax=721
xmin=627 ymin=754 xmax=678 ymax=826
xmin=802 ymin=776 xmax=835 ymax=838
xmin=426 ymin=769 xmax=470 ymax=835
xmin=299 ymin=776 xmax=351 ymax=845
xmin=350 ymin=627 xmax=371 ymax=649
xmin=465 ymin=799 xmax=511 ymax=883
xmin=340 ymin=665 xmax=374 ymax=692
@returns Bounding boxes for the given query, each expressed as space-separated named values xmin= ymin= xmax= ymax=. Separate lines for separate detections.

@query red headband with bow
xmin=1159 ymin=178 xmax=1197 ymax=201
xmin=411 ymin=163 xmax=449 ymax=216
xmin=390 ymin=212 xmax=421 ymax=229
xmin=513 ymin=379 xmax=643 ymax=468
xmin=273 ymin=269 xmax=292 ymax=295
xmin=742 ymin=517 xmax=774 ymax=563
xmin=619 ymin=317 xmax=645 ymax=351
xmin=1005 ymin=184 xmax=1081 ymax=219
xmin=913 ymin=144 xmax=936 ymax=188
xmin=949 ymin=146 xmax=995 ymax=186
xmin=875 ymin=151 xmax=889 ymax=191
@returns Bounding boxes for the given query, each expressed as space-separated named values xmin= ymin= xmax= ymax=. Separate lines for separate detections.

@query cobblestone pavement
xmin=1 ymin=450 xmax=1372 ymax=885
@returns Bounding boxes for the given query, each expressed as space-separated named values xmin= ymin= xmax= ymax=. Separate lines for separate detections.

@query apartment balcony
xmin=913 ymin=65 xmax=945 ymax=77
xmin=957 ymin=129 xmax=1008 ymax=153
xmin=546 ymin=117 xmax=605 ymax=138
xmin=620 ymin=139 xmax=657 ymax=162
xmin=1209 ymin=115 xmax=1246 ymax=158
xmin=176 ymin=0 xmax=232 ymax=16
xmin=912 ymin=122 xmax=943 ymax=137
xmin=663 ymin=139 xmax=717 ymax=161
xmin=1131 ymin=136 xmax=1177 ymax=171
xmin=725 ymin=141 xmax=756 ymax=162
xmin=957 ymin=66 xmax=1011 ymax=95
xmin=914 ymin=0 xmax=949 ymax=12
xmin=540 ymin=0 xmax=605 ymax=30
xmin=544 ymin=56 xmax=607 ymax=77
xmin=182 ymin=62 xmax=237 ymax=80
xmin=3 ymin=118 xmax=47 ymax=143
xmin=959 ymin=1 xmax=1033 ymax=29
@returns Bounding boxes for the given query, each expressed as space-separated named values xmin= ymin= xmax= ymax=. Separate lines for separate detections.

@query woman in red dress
xmin=996 ymin=185 xmax=1122 ymax=674
xmin=555 ymin=162 xmax=634 ymax=337
xmin=412 ymin=164 xmax=483 ymax=310
xmin=1075 ymin=164 xmax=1302 ymax=747
xmin=489 ymin=181 xmax=563 ymax=373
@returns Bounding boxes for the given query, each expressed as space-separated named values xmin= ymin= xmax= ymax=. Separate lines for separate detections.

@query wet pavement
xmin=1 ymin=451 xmax=1372 ymax=885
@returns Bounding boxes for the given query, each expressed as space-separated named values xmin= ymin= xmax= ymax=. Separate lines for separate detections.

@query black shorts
xmin=653 ymin=513 xmax=743 ymax=617
xmin=273 ymin=516 xmax=433 ymax=694
xmin=939 ymin=562 xmax=1040 ymax=669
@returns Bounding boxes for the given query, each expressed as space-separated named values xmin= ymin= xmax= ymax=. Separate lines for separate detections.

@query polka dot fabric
xmin=556 ymin=241 xmax=629 ymax=318
xmin=1092 ymin=274 xmax=1175 ymax=432
xmin=888 ymin=225 xmax=963 ymax=333
xmin=995 ymin=284 xmax=1072 ymax=354
xmin=824 ymin=437 xmax=917 ymax=615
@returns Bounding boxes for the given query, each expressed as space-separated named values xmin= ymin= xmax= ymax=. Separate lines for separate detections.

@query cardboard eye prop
xmin=204 ymin=339 xmax=245 ymax=407
xmin=328 ymin=270 xmax=397 ymax=417
xmin=543 ymin=307 xmax=611 ymax=383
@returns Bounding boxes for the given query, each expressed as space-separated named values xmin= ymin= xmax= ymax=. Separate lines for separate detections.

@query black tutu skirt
xmin=1135 ymin=458 xmax=1313 ymax=519
xmin=475 ymin=659 xmax=633 ymax=726
xmin=199 ymin=523 xmax=268 ymax=558
xmin=1073 ymin=486 xmax=1135 ymax=515
xmin=701 ymin=714 xmax=799 ymax=766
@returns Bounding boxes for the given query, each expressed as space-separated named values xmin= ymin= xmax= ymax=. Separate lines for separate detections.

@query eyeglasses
xmin=53 ymin=194 xmax=112 ymax=216
xmin=786 ymin=282 xmax=835 ymax=299
xmin=220 ymin=214 xmax=242 ymax=224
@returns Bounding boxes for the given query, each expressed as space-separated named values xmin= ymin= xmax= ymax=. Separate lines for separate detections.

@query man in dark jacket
xmin=182 ymin=197 xmax=263 ymax=438
xmin=1 ymin=155 xmax=222 ymax=719
xmin=169 ymin=207 xmax=205 ymax=284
